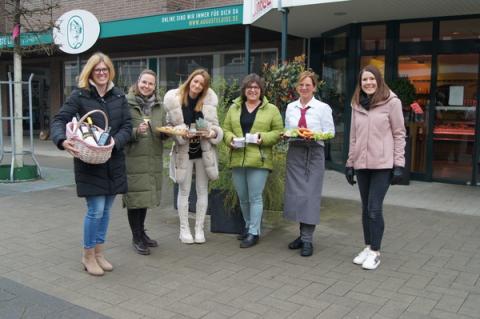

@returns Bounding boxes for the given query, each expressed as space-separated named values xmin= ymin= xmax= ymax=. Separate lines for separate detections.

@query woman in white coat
xmin=163 ymin=69 xmax=223 ymax=244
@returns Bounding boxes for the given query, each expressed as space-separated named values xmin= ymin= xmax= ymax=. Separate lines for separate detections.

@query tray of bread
xmin=155 ymin=126 xmax=188 ymax=137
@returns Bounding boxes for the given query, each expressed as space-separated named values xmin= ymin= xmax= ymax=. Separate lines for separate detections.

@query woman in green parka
xmin=123 ymin=69 xmax=165 ymax=255
xmin=223 ymin=73 xmax=283 ymax=248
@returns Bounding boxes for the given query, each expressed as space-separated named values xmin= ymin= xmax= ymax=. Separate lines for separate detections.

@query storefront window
xmin=63 ymin=61 xmax=84 ymax=99
xmin=164 ymin=55 xmax=213 ymax=90
xmin=222 ymin=51 xmax=276 ymax=83
xmin=398 ymin=55 xmax=432 ymax=174
xmin=440 ymin=18 xmax=480 ymax=40
xmin=433 ymin=54 xmax=478 ymax=183
xmin=322 ymin=58 xmax=347 ymax=165
xmin=113 ymin=59 xmax=147 ymax=93
xmin=63 ymin=58 xmax=146 ymax=98
xmin=324 ymin=32 xmax=347 ymax=54
xmin=361 ymin=25 xmax=386 ymax=51
xmin=360 ymin=56 xmax=385 ymax=76
xmin=399 ymin=22 xmax=433 ymax=42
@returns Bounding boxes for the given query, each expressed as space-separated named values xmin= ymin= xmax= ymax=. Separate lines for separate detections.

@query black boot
xmin=128 ymin=209 xmax=150 ymax=255
xmin=142 ymin=230 xmax=158 ymax=247
xmin=138 ymin=209 xmax=158 ymax=247
xmin=240 ymin=233 xmax=259 ymax=248
xmin=237 ymin=228 xmax=248 ymax=241
xmin=132 ymin=232 xmax=150 ymax=255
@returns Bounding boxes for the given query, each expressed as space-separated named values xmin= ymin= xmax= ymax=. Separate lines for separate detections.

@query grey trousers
xmin=300 ymin=223 xmax=316 ymax=243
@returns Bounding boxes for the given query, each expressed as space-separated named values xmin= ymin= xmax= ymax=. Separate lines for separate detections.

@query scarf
xmin=359 ymin=91 xmax=371 ymax=111
xmin=135 ymin=95 xmax=156 ymax=116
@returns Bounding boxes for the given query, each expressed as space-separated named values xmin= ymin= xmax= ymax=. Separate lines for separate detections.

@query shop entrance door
xmin=432 ymin=54 xmax=478 ymax=184
xmin=22 ymin=68 xmax=51 ymax=136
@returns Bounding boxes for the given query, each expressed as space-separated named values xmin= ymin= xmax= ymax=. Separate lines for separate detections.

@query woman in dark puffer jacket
xmin=51 ymin=52 xmax=132 ymax=276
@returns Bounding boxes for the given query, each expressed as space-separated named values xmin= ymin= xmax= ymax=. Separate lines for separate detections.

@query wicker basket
xmin=66 ymin=109 xmax=114 ymax=164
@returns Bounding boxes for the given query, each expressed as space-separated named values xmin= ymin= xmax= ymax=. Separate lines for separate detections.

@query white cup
xmin=245 ymin=133 xmax=258 ymax=144
xmin=232 ymin=137 xmax=246 ymax=148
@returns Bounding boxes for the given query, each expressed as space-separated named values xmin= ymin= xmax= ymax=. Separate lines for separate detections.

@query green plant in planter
xmin=262 ymin=55 xmax=325 ymax=114
xmin=209 ymin=77 xmax=240 ymax=209
xmin=388 ymin=76 xmax=417 ymax=123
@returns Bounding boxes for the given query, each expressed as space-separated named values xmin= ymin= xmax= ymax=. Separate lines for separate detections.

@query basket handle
xmin=73 ymin=109 xmax=109 ymax=135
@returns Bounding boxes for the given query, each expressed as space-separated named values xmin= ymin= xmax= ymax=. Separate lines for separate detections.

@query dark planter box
xmin=208 ymin=189 xmax=245 ymax=234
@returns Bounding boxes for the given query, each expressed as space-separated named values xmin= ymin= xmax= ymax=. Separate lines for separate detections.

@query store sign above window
xmin=243 ymin=0 xmax=273 ymax=24
xmin=53 ymin=10 xmax=100 ymax=54
xmin=0 ymin=5 xmax=242 ymax=47
xmin=100 ymin=5 xmax=242 ymax=38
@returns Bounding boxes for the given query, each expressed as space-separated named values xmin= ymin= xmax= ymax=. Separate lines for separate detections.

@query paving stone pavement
xmin=1 ymin=178 xmax=480 ymax=319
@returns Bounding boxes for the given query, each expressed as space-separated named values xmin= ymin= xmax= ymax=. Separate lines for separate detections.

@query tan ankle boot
xmin=82 ymin=248 xmax=104 ymax=276
xmin=95 ymin=244 xmax=113 ymax=271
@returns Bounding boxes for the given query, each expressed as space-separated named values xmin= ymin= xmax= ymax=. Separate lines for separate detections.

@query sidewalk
xmin=0 ymin=139 xmax=480 ymax=319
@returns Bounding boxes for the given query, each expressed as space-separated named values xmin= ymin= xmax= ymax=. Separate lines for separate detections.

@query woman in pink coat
xmin=345 ymin=65 xmax=406 ymax=270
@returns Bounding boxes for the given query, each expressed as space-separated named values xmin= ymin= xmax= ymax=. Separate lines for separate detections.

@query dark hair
xmin=129 ymin=69 xmax=157 ymax=97
xmin=240 ymin=73 xmax=265 ymax=103
xmin=351 ymin=65 xmax=391 ymax=107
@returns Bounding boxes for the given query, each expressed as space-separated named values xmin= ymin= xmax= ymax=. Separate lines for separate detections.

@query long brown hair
xmin=129 ymin=69 xmax=157 ymax=97
xmin=178 ymin=69 xmax=211 ymax=112
xmin=351 ymin=65 xmax=391 ymax=107
xmin=78 ymin=52 xmax=115 ymax=89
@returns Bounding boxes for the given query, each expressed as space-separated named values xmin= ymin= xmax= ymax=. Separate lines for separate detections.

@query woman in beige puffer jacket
xmin=163 ymin=69 xmax=223 ymax=244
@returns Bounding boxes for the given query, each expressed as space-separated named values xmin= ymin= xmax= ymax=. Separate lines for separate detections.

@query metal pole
xmin=77 ymin=55 xmax=81 ymax=77
xmin=28 ymin=73 xmax=42 ymax=178
xmin=244 ymin=24 xmax=251 ymax=76
xmin=8 ymin=73 xmax=15 ymax=181
xmin=280 ymin=7 xmax=289 ymax=63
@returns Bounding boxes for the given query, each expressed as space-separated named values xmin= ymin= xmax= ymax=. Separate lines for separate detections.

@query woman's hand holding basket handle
xmin=62 ymin=139 xmax=79 ymax=157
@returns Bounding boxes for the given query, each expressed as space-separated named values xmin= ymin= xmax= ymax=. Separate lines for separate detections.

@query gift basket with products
xmin=66 ymin=109 xmax=114 ymax=164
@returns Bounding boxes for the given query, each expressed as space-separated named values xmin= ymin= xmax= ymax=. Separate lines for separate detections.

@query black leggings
xmin=127 ymin=208 xmax=147 ymax=235
xmin=356 ymin=169 xmax=391 ymax=251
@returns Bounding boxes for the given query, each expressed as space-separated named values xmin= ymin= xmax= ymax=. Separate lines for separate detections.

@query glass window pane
xmin=399 ymin=22 xmax=433 ymax=42
xmin=440 ymin=18 xmax=480 ymax=40
xmin=222 ymin=51 xmax=277 ymax=83
xmin=361 ymin=25 xmax=386 ymax=51
xmin=360 ymin=56 xmax=385 ymax=76
xmin=397 ymin=55 xmax=432 ymax=174
xmin=324 ymin=32 xmax=347 ymax=54
xmin=322 ymin=58 xmax=347 ymax=165
xmin=165 ymin=55 xmax=213 ymax=91
xmin=433 ymin=54 xmax=478 ymax=183
xmin=113 ymin=59 xmax=147 ymax=93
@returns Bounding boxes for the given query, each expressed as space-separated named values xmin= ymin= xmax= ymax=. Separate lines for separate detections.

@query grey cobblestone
xmin=1 ymin=156 xmax=480 ymax=319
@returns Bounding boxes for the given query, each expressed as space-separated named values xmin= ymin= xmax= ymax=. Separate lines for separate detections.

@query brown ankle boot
xmin=82 ymin=248 xmax=104 ymax=276
xmin=94 ymin=244 xmax=113 ymax=271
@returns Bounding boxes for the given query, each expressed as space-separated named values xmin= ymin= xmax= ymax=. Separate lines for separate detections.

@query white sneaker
xmin=353 ymin=247 xmax=371 ymax=265
xmin=362 ymin=251 xmax=381 ymax=270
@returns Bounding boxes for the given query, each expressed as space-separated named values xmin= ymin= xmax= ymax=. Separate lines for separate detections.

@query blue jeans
xmin=232 ymin=168 xmax=269 ymax=236
xmin=84 ymin=195 xmax=116 ymax=249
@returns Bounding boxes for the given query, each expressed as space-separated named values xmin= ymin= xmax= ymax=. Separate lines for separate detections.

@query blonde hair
xmin=178 ymin=69 xmax=211 ymax=112
xmin=77 ymin=52 xmax=115 ymax=89
xmin=297 ymin=70 xmax=318 ymax=90
xmin=129 ymin=69 xmax=157 ymax=97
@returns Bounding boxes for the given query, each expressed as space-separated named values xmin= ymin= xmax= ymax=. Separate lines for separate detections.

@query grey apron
xmin=283 ymin=140 xmax=325 ymax=225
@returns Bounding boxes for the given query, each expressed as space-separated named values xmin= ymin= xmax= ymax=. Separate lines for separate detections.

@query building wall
xmin=50 ymin=0 xmax=240 ymax=23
